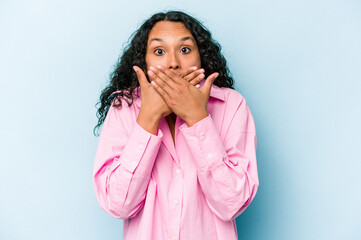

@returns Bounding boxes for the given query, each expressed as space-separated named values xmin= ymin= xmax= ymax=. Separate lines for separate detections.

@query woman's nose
xmin=167 ymin=51 xmax=180 ymax=69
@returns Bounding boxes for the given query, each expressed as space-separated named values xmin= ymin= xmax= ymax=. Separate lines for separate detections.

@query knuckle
xmin=176 ymin=87 xmax=183 ymax=95
xmin=157 ymin=80 xmax=164 ymax=87
xmin=169 ymin=70 xmax=177 ymax=78
xmin=173 ymin=86 xmax=180 ymax=93
xmin=169 ymin=100 xmax=176 ymax=107
xmin=164 ymin=76 xmax=171 ymax=82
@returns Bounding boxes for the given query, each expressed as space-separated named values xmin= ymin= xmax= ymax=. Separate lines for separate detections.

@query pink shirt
xmin=93 ymin=82 xmax=259 ymax=240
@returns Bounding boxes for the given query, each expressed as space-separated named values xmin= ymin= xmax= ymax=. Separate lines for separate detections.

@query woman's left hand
xmin=148 ymin=65 xmax=219 ymax=127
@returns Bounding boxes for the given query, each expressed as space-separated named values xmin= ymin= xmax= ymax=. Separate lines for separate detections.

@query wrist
xmin=137 ymin=109 xmax=162 ymax=135
xmin=184 ymin=110 xmax=208 ymax=127
xmin=139 ymin=107 xmax=163 ymax=121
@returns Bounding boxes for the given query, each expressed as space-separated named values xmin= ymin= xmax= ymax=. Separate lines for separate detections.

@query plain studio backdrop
xmin=0 ymin=0 xmax=360 ymax=239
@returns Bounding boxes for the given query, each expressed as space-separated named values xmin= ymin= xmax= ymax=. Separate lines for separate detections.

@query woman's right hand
xmin=133 ymin=65 xmax=205 ymax=135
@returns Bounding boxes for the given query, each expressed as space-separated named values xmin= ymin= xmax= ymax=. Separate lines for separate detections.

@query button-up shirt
xmin=93 ymin=82 xmax=259 ymax=240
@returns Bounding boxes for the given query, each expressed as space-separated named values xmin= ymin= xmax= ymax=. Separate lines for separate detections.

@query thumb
xmin=133 ymin=66 xmax=149 ymax=87
xmin=201 ymin=72 xmax=219 ymax=96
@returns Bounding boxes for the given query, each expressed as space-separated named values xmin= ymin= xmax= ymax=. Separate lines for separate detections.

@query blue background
xmin=1 ymin=0 xmax=360 ymax=239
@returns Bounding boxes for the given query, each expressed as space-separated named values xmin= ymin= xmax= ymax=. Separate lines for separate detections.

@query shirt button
xmin=176 ymin=168 xmax=181 ymax=174
xmin=138 ymin=144 xmax=144 ymax=149
xmin=170 ymin=237 xmax=176 ymax=240
xmin=174 ymin=200 xmax=179 ymax=206
xmin=200 ymin=135 xmax=205 ymax=141
xmin=207 ymin=153 xmax=214 ymax=158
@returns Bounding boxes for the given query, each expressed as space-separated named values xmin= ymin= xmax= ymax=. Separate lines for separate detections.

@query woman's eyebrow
xmin=179 ymin=36 xmax=194 ymax=43
xmin=148 ymin=36 xmax=195 ymax=44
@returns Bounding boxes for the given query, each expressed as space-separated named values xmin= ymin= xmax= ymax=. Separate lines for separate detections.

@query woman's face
xmin=145 ymin=21 xmax=201 ymax=76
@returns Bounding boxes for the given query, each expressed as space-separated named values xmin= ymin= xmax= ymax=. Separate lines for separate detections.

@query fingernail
xmin=198 ymin=69 xmax=205 ymax=73
xmin=195 ymin=84 xmax=200 ymax=88
xmin=149 ymin=66 xmax=156 ymax=71
xmin=190 ymin=66 xmax=197 ymax=70
xmin=133 ymin=66 xmax=138 ymax=72
xmin=148 ymin=70 xmax=154 ymax=77
xmin=156 ymin=65 xmax=163 ymax=69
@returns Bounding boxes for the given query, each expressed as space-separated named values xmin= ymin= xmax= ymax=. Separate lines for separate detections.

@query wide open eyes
xmin=180 ymin=47 xmax=191 ymax=54
xmin=154 ymin=49 xmax=165 ymax=55
xmin=154 ymin=47 xmax=191 ymax=56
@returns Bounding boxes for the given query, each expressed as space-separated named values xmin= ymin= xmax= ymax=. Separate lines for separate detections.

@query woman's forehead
xmin=148 ymin=21 xmax=193 ymax=42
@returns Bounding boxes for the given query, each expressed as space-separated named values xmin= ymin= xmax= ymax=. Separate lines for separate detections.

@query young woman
xmin=93 ymin=10 xmax=259 ymax=240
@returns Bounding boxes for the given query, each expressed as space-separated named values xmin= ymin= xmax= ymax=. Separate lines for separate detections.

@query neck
xmin=166 ymin=112 xmax=177 ymax=122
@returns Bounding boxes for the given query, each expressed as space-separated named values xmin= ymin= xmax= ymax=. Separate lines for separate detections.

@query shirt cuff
xmin=120 ymin=121 xmax=163 ymax=174
xmin=179 ymin=114 xmax=226 ymax=169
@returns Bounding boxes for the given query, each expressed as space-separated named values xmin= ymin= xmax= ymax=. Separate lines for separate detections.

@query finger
xmin=156 ymin=65 xmax=185 ymax=85
xmin=183 ymin=68 xmax=205 ymax=82
xmin=201 ymin=72 xmax=219 ymax=96
xmin=181 ymin=66 xmax=198 ymax=78
xmin=170 ymin=68 xmax=202 ymax=86
xmin=188 ymin=73 xmax=205 ymax=86
xmin=150 ymin=80 xmax=171 ymax=103
xmin=133 ymin=66 xmax=149 ymax=87
xmin=148 ymin=69 xmax=173 ymax=95
xmin=149 ymin=66 xmax=179 ymax=89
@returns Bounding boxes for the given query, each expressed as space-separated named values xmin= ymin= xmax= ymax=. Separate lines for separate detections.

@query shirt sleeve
xmin=93 ymin=101 xmax=163 ymax=219
xmin=179 ymin=95 xmax=259 ymax=221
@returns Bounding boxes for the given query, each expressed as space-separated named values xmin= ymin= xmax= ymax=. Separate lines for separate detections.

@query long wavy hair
xmin=94 ymin=10 xmax=234 ymax=136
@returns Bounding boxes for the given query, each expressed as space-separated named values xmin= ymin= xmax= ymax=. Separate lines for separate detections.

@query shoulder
xmin=212 ymin=85 xmax=254 ymax=122
xmin=213 ymin=86 xmax=256 ymax=134
xmin=226 ymin=88 xmax=245 ymax=103
xmin=103 ymin=90 xmax=140 ymax=130
xmin=211 ymin=85 xmax=246 ymax=106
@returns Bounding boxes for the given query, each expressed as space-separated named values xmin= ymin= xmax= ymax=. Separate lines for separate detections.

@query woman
xmin=93 ymin=10 xmax=259 ymax=240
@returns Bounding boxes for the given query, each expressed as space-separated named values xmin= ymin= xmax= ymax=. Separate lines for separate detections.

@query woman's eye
xmin=154 ymin=49 xmax=164 ymax=55
xmin=181 ymin=47 xmax=191 ymax=54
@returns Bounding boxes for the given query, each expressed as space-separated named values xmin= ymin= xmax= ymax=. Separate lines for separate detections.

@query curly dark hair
xmin=93 ymin=10 xmax=234 ymax=136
